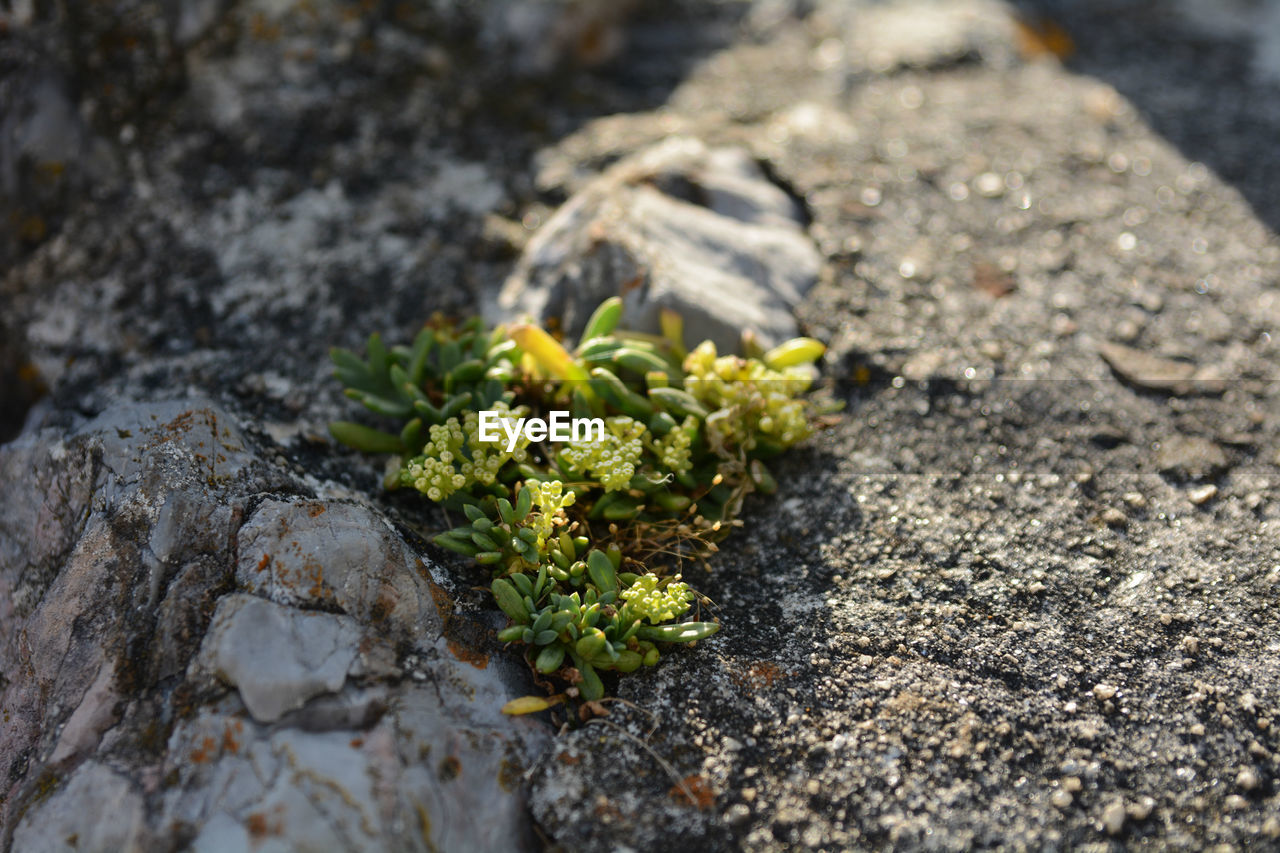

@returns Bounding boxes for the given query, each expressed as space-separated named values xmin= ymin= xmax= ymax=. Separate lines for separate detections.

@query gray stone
xmin=0 ymin=400 xmax=549 ymax=849
xmin=0 ymin=33 xmax=113 ymax=269
xmin=826 ymin=0 xmax=1018 ymax=74
xmin=1099 ymin=342 xmax=1226 ymax=395
xmin=11 ymin=762 xmax=148 ymax=853
xmin=234 ymin=498 xmax=437 ymax=643
xmin=1157 ymin=435 xmax=1230 ymax=482
xmin=164 ymin=679 xmax=548 ymax=853
xmin=200 ymin=594 xmax=364 ymax=723
xmin=492 ymin=136 xmax=822 ymax=353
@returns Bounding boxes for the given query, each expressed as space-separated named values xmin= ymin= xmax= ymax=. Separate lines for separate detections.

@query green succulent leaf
xmin=329 ymin=421 xmax=403 ymax=453
xmin=535 ymin=644 xmax=566 ymax=673
xmin=647 ymin=386 xmax=709 ymax=419
xmin=497 ymin=625 xmax=525 ymax=644
xmin=576 ymin=627 xmax=608 ymax=659
xmin=511 ymin=572 xmax=534 ymax=598
xmin=491 ymin=578 xmax=529 ymax=623
xmin=762 ymin=336 xmax=825 ymax=369
xmin=580 ymin=296 xmax=624 ymax=343
xmin=433 ymin=532 xmax=479 ymax=557
xmin=586 ymin=550 xmax=618 ymax=595
xmin=636 ymin=622 xmax=720 ymax=644
xmin=514 ymin=485 xmax=532 ymax=519
xmin=531 ymin=609 xmax=553 ymax=633
xmin=613 ymin=650 xmax=644 ymax=673
xmin=575 ymin=657 xmax=604 ymax=702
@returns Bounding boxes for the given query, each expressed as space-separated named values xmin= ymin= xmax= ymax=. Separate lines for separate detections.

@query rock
xmin=234 ymin=498 xmax=438 ymax=643
xmin=0 ymin=33 xmax=113 ymax=266
xmin=479 ymin=0 xmax=641 ymax=74
xmin=167 ymin=677 xmax=543 ymax=853
xmin=1157 ymin=435 xmax=1230 ymax=482
xmin=1175 ymin=0 xmax=1280 ymax=84
xmin=1235 ymin=768 xmax=1260 ymax=791
xmin=1126 ymin=796 xmax=1156 ymax=821
xmin=1100 ymin=507 xmax=1128 ymax=527
xmin=492 ymin=136 xmax=822 ymax=353
xmin=1187 ymin=483 xmax=1219 ymax=505
xmin=1102 ymin=799 xmax=1127 ymax=835
xmin=1099 ymin=342 xmax=1227 ymax=395
xmin=201 ymin=594 xmax=365 ymax=723
xmin=0 ymin=399 xmax=549 ymax=848
xmin=11 ymin=762 xmax=148 ymax=852
xmin=531 ymin=724 xmax=730 ymax=849
xmin=835 ymin=0 xmax=1018 ymax=74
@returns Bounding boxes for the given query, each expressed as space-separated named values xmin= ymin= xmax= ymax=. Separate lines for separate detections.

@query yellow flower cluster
xmin=400 ymin=404 xmax=529 ymax=501
xmin=525 ymin=479 xmax=576 ymax=552
xmin=620 ymin=573 xmax=692 ymax=624
xmin=682 ymin=341 xmax=813 ymax=451
xmin=653 ymin=416 xmax=694 ymax=475
xmin=560 ymin=416 xmax=647 ymax=491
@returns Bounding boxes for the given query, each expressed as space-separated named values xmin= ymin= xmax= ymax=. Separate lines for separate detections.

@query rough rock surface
xmin=0 ymin=400 xmax=548 ymax=850
xmin=493 ymin=136 xmax=822 ymax=352
xmin=3 ymin=0 xmax=1280 ymax=850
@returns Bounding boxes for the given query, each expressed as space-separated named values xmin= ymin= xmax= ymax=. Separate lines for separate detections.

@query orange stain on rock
xmin=447 ymin=639 xmax=490 ymax=670
xmin=669 ymin=774 xmax=716 ymax=809
xmin=1015 ymin=15 xmax=1075 ymax=60
xmin=428 ymin=581 xmax=490 ymax=669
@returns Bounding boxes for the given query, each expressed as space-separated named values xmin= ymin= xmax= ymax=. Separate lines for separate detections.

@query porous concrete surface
xmin=3 ymin=0 xmax=1280 ymax=850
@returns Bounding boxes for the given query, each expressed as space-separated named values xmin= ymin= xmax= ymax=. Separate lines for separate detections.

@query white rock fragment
xmin=841 ymin=0 xmax=1016 ymax=73
xmin=1188 ymin=484 xmax=1218 ymax=505
xmin=1236 ymin=767 xmax=1260 ymax=791
xmin=202 ymin=594 xmax=362 ymax=723
xmin=492 ymin=137 xmax=821 ymax=353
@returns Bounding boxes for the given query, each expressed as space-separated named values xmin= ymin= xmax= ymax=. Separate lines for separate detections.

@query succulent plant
xmin=328 ymin=317 xmax=517 ymax=461
xmin=331 ymin=298 xmax=830 ymax=709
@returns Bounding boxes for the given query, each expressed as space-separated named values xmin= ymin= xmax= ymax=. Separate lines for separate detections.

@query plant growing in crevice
xmin=331 ymin=299 xmax=830 ymax=707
